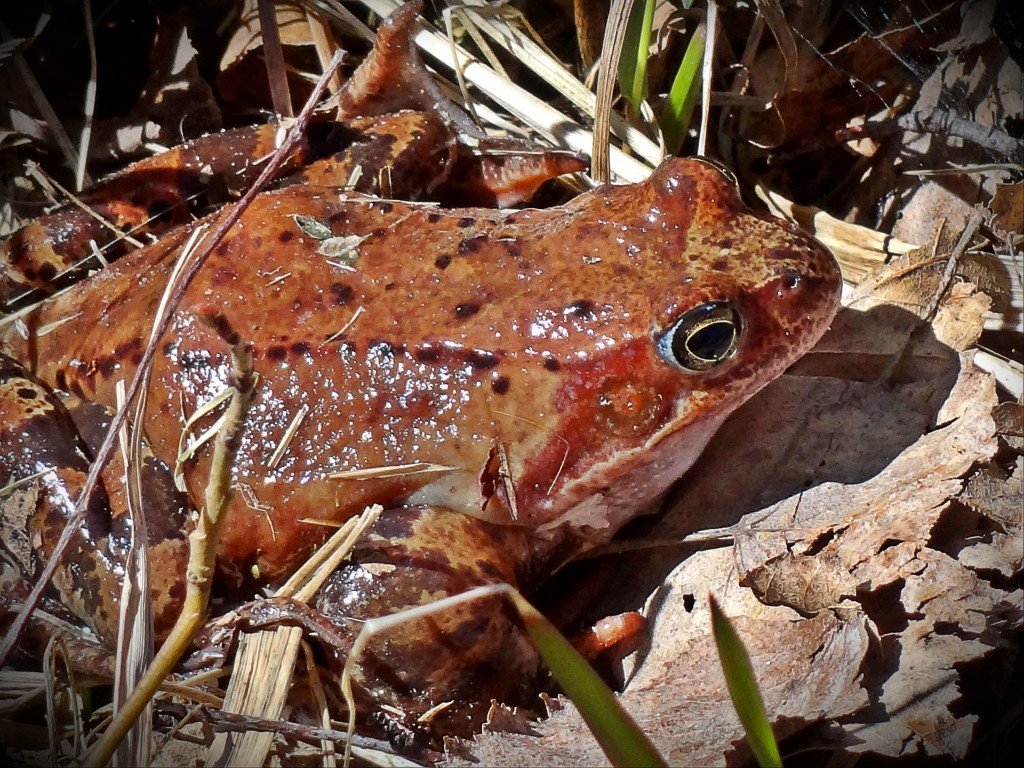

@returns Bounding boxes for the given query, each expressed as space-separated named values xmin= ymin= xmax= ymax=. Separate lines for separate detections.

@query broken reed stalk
xmin=204 ymin=505 xmax=381 ymax=768
xmin=84 ymin=339 xmax=256 ymax=768
xmin=0 ymin=49 xmax=345 ymax=673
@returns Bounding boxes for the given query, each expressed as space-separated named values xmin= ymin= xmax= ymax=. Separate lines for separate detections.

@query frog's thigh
xmin=317 ymin=506 xmax=540 ymax=725
xmin=0 ymin=354 xmax=189 ymax=644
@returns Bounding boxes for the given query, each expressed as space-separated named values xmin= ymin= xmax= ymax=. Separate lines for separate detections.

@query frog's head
xmin=505 ymin=157 xmax=841 ymax=550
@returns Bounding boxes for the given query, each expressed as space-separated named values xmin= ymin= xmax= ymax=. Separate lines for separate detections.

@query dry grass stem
xmin=354 ymin=0 xmax=650 ymax=182
xmin=696 ymin=1 xmax=717 ymax=156
xmin=328 ymin=461 xmax=455 ymax=481
xmin=36 ymin=312 xmax=83 ymax=337
xmin=75 ymin=0 xmax=98 ymax=192
xmin=24 ymin=162 xmax=143 ymax=248
xmin=112 ymin=380 xmax=154 ymax=767
xmin=206 ymin=504 xmax=382 ymax=766
xmin=302 ymin=640 xmax=338 ymax=767
xmin=266 ymin=403 xmax=310 ymax=469
xmin=591 ymin=0 xmax=633 ymax=183
xmin=758 ymin=186 xmax=916 ymax=282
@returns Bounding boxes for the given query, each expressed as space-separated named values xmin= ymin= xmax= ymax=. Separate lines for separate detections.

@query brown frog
xmin=0 ymin=0 xmax=842 ymax=746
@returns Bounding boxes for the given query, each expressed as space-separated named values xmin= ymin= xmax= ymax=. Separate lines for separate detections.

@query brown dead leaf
xmin=960 ymin=457 xmax=1023 ymax=530
xmin=848 ymin=228 xmax=1005 ymax=351
xmin=218 ymin=0 xmax=333 ymax=111
xmin=847 ymin=547 xmax=1022 ymax=760
xmin=739 ymin=5 xmax=957 ymax=151
xmin=993 ymin=402 xmax=1024 ymax=452
xmin=483 ymin=701 xmax=540 ymax=736
xmin=738 ymin=544 xmax=857 ymax=615
xmin=989 ymin=181 xmax=1024 ymax=237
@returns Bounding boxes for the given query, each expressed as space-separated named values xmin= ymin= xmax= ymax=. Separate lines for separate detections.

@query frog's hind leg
xmin=0 ymin=353 xmax=190 ymax=647
xmin=315 ymin=505 xmax=543 ymax=745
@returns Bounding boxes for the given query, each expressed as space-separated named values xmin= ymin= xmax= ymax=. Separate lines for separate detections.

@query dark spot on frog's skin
xmin=96 ymin=358 xmax=119 ymax=377
xmin=168 ymin=580 xmax=185 ymax=603
xmin=565 ymin=299 xmax=595 ymax=319
xmin=720 ymin=238 xmax=733 ymax=249
xmin=114 ymin=338 xmax=143 ymax=358
xmin=290 ymin=341 xmax=311 ymax=356
xmin=146 ymin=199 xmax=174 ymax=223
xmin=379 ymin=202 xmax=394 ymax=214
xmin=278 ymin=229 xmax=295 ymax=244
xmin=414 ymin=344 xmax=439 ymax=363
xmin=16 ymin=387 xmax=36 ymax=400
xmin=179 ymin=349 xmax=212 ymax=373
xmin=202 ymin=312 xmax=240 ymax=346
xmin=38 ymin=262 xmax=57 ymax=282
xmin=491 ymin=376 xmax=510 ymax=395
xmin=476 ymin=559 xmax=504 ymax=580
xmin=543 ymin=356 xmax=560 ymax=372
xmin=435 ymin=254 xmax=451 ymax=270
xmin=458 ymin=235 xmax=487 ymax=254
xmin=466 ymin=350 xmax=499 ymax=369
xmin=710 ymin=259 xmax=728 ymax=271
xmin=330 ymin=282 xmax=354 ymax=304
xmin=7 ymin=236 xmax=30 ymax=268
xmin=427 ymin=212 xmax=442 ymax=223
xmin=369 ymin=340 xmax=397 ymax=359
xmin=55 ymin=370 xmax=68 ymax=391
xmin=266 ymin=345 xmax=288 ymax=361
xmin=384 ymin=282 xmax=396 ymax=291
xmin=215 ymin=243 xmax=230 ymax=257
xmin=130 ymin=351 xmax=143 ymax=365
xmin=372 ymin=227 xmax=386 ymax=237
xmin=458 ymin=216 xmax=475 ymax=228
xmin=454 ymin=302 xmax=479 ymax=319
xmin=370 ymin=512 xmax=417 ymax=541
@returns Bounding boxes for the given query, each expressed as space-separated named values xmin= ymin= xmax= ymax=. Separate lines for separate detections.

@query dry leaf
xmin=989 ymin=181 xmax=1024 ymax=237
xmin=849 ymin=232 xmax=1004 ymax=351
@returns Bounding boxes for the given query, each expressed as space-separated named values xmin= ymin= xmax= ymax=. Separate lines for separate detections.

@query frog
xmin=0 ymin=0 xmax=842 ymax=747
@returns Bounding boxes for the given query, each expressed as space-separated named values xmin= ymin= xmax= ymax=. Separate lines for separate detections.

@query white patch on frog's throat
xmin=534 ymin=411 xmax=729 ymax=549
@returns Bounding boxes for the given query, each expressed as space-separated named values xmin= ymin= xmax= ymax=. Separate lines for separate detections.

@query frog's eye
xmin=658 ymin=302 xmax=741 ymax=372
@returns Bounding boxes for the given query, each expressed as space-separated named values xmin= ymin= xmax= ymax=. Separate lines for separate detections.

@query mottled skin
xmin=1 ymin=156 xmax=839 ymax=737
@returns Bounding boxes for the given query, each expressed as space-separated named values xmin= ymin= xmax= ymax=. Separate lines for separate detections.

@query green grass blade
xmin=659 ymin=22 xmax=705 ymax=154
xmin=617 ymin=0 xmax=655 ymax=111
xmin=508 ymin=591 xmax=667 ymax=768
xmin=710 ymin=595 xmax=782 ymax=768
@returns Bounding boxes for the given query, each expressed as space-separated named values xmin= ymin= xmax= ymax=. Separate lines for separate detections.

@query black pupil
xmin=682 ymin=320 xmax=735 ymax=361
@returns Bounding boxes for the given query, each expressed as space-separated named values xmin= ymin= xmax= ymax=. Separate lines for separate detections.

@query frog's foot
xmin=335 ymin=0 xmax=587 ymax=207
xmin=0 ymin=353 xmax=190 ymax=646
xmin=310 ymin=506 xmax=542 ymax=744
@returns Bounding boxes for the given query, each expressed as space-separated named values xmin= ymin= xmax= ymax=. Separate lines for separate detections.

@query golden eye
xmin=658 ymin=302 xmax=741 ymax=371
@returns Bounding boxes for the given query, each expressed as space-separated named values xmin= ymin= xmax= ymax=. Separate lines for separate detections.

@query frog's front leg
xmin=0 ymin=353 xmax=190 ymax=646
xmin=314 ymin=506 xmax=543 ymax=744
